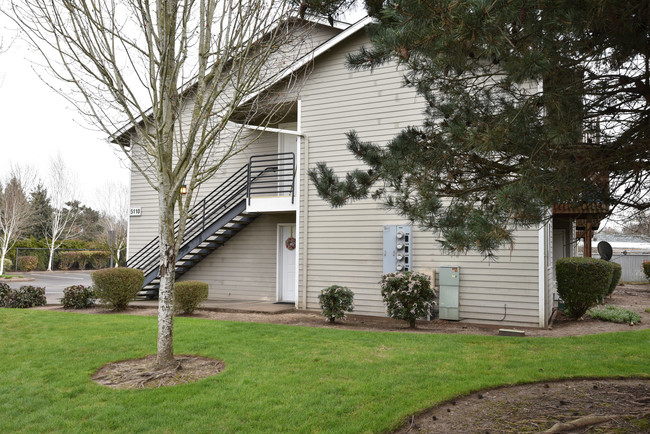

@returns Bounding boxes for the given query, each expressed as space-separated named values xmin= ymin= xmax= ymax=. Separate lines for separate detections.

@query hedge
xmin=606 ymin=262 xmax=622 ymax=295
xmin=556 ymin=257 xmax=613 ymax=319
xmin=174 ymin=281 xmax=209 ymax=314
xmin=16 ymin=256 xmax=38 ymax=272
xmin=59 ymin=251 xmax=111 ymax=270
xmin=92 ymin=268 xmax=144 ymax=310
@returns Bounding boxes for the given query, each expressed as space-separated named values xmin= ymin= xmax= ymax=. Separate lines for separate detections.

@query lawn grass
xmin=1 ymin=309 xmax=649 ymax=433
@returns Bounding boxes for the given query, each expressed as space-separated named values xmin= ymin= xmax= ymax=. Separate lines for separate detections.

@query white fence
xmin=611 ymin=254 xmax=650 ymax=282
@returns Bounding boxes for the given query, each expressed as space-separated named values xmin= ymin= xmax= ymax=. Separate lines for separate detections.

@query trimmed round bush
xmin=318 ymin=285 xmax=354 ymax=323
xmin=92 ymin=267 xmax=144 ymax=310
xmin=61 ymin=285 xmax=96 ymax=309
xmin=174 ymin=281 xmax=209 ymax=314
xmin=0 ymin=282 xmax=11 ymax=305
xmin=3 ymin=285 xmax=47 ymax=308
xmin=606 ymin=262 xmax=622 ymax=295
xmin=16 ymin=256 xmax=38 ymax=272
xmin=2 ymin=258 xmax=12 ymax=272
xmin=556 ymin=257 xmax=613 ymax=319
xmin=380 ymin=271 xmax=434 ymax=328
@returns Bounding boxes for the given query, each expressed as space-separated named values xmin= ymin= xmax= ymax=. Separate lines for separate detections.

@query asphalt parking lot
xmin=4 ymin=271 xmax=93 ymax=304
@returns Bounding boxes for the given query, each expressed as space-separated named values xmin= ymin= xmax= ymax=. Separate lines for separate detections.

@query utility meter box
xmin=438 ymin=266 xmax=460 ymax=320
xmin=383 ymin=225 xmax=412 ymax=274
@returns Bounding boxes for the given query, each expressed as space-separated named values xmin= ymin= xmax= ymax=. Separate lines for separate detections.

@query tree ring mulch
xmin=394 ymin=378 xmax=650 ymax=433
xmin=92 ymin=355 xmax=225 ymax=389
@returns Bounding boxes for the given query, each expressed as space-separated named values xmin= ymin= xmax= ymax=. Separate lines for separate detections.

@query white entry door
xmin=278 ymin=224 xmax=296 ymax=303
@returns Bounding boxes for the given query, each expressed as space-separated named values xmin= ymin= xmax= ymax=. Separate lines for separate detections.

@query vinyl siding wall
xmin=179 ymin=212 xmax=295 ymax=301
xmin=298 ymin=31 xmax=543 ymax=327
xmin=127 ymin=129 xmax=279 ymax=259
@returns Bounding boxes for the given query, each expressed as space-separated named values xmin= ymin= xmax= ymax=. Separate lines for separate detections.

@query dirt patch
xmin=92 ymin=354 xmax=224 ymax=389
xmin=395 ymin=378 xmax=650 ymax=433
xmin=33 ymin=283 xmax=650 ymax=337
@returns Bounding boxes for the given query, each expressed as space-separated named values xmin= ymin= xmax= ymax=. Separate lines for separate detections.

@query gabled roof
xmin=111 ymin=16 xmax=373 ymax=144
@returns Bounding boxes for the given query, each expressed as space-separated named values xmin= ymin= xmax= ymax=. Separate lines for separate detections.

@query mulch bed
xmin=91 ymin=355 xmax=224 ymax=389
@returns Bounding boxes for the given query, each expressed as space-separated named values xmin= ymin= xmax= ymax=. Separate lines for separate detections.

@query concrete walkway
xmin=131 ymin=299 xmax=295 ymax=314
xmin=1 ymin=270 xmax=293 ymax=314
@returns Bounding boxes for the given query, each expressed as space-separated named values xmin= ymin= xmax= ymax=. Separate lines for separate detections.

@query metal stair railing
xmin=127 ymin=152 xmax=297 ymax=286
xmin=247 ymin=152 xmax=295 ymax=204
xmin=127 ymin=164 xmax=249 ymax=279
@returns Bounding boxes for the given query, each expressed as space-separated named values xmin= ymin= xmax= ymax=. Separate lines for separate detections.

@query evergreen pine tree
xmin=26 ymin=184 xmax=52 ymax=240
xmin=305 ymin=0 xmax=650 ymax=257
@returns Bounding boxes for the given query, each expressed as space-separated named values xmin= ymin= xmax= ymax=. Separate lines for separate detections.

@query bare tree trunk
xmin=0 ymin=249 xmax=7 ymax=275
xmin=155 ymin=193 xmax=177 ymax=368
xmin=47 ymin=239 xmax=55 ymax=271
xmin=11 ymin=0 xmax=306 ymax=372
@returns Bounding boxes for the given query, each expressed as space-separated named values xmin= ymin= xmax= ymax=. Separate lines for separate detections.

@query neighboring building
xmin=122 ymin=17 xmax=604 ymax=328
xmin=591 ymin=233 xmax=650 ymax=255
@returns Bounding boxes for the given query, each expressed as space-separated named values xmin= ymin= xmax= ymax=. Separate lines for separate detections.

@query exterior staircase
xmin=127 ymin=153 xmax=295 ymax=298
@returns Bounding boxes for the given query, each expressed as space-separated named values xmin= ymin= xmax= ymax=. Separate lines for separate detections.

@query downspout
xmin=302 ymin=135 xmax=309 ymax=310
xmin=125 ymin=136 xmax=134 ymax=263
xmin=538 ymin=222 xmax=546 ymax=328
xmin=295 ymin=99 xmax=304 ymax=309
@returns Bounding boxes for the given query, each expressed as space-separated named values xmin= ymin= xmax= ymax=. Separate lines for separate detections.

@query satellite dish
xmin=597 ymin=241 xmax=613 ymax=261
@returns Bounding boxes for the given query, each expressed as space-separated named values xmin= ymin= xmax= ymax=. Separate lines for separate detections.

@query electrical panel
xmin=438 ymin=266 xmax=460 ymax=320
xmin=383 ymin=225 xmax=412 ymax=274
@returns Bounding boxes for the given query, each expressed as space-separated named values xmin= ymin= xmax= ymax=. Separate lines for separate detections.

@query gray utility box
xmin=438 ymin=266 xmax=460 ymax=320
xmin=383 ymin=225 xmax=412 ymax=274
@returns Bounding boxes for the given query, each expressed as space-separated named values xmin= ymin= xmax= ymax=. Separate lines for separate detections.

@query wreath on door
xmin=285 ymin=226 xmax=296 ymax=251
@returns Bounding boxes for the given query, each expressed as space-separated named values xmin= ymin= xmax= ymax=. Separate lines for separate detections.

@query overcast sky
xmin=0 ymin=6 xmax=366 ymax=212
xmin=0 ymin=13 xmax=130 ymax=210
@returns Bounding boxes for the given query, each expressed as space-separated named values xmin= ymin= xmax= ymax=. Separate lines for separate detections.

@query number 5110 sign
xmin=130 ymin=208 xmax=142 ymax=217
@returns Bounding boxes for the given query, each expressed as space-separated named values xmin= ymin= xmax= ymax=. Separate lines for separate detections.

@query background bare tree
xmin=620 ymin=211 xmax=650 ymax=237
xmin=95 ymin=181 xmax=129 ymax=266
xmin=44 ymin=154 xmax=80 ymax=271
xmin=10 ymin=0 xmax=310 ymax=368
xmin=0 ymin=165 xmax=36 ymax=275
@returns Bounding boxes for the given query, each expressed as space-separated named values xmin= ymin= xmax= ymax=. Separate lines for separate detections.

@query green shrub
xmin=643 ymin=261 xmax=650 ymax=281
xmin=58 ymin=251 xmax=77 ymax=270
xmin=89 ymin=251 xmax=110 ymax=269
xmin=606 ymin=262 xmax=622 ymax=295
xmin=174 ymin=281 xmax=209 ymax=314
xmin=0 ymin=282 xmax=11 ymax=305
xmin=2 ymin=258 xmax=12 ymax=272
xmin=318 ymin=285 xmax=354 ymax=323
xmin=77 ymin=251 xmax=91 ymax=270
xmin=92 ymin=268 xmax=144 ymax=310
xmin=380 ymin=271 xmax=434 ymax=328
xmin=587 ymin=305 xmax=641 ymax=324
xmin=61 ymin=285 xmax=96 ymax=309
xmin=2 ymin=285 xmax=47 ymax=308
xmin=16 ymin=256 xmax=38 ymax=272
xmin=57 ymin=250 xmax=110 ymax=270
xmin=556 ymin=257 xmax=613 ymax=319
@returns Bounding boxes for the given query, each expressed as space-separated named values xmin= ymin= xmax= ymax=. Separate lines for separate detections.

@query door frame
xmin=276 ymin=223 xmax=297 ymax=303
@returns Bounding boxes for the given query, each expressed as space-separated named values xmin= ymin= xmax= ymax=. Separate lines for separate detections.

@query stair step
xmin=213 ymin=229 xmax=237 ymax=237
xmin=132 ymin=195 xmax=264 ymax=292
xmin=204 ymin=240 xmax=226 ymax=248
